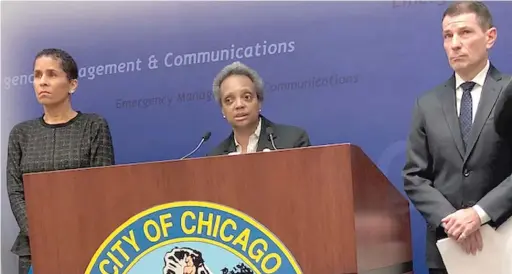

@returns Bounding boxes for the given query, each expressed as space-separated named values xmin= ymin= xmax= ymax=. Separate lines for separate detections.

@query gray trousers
xmin=19 ymin=256 xmax=31 ymax=274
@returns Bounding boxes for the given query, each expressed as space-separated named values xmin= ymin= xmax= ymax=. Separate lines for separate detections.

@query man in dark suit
xmin=207 ymin=61 xmax=310 ymax=156
xmin=402 ymin=2 xmax=512 ymax=274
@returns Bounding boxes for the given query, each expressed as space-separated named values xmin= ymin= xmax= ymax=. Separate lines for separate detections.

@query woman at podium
xmin=207 ymin=61 xmax=311 ymax=156
xmin=5 ymin=48 xmax=116 ymax=274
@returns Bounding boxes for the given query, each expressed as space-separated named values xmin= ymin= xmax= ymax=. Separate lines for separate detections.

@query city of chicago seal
xmin=86 ymin=201 xmax=302 ymax=274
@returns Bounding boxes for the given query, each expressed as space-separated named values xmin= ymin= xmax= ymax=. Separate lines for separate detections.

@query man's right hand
xmin=457 ymin=229 xmax=483 ymax=255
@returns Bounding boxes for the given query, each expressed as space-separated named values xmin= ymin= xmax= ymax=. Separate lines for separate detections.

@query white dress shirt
xmin=454 ymin=59 xmax=491 ymax=225
xmin=229 ymin=118 xmax=262 ymax=155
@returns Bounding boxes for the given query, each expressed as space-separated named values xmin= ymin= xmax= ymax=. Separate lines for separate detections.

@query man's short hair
xmin=442 ymin=1 xmax=494 ymax=30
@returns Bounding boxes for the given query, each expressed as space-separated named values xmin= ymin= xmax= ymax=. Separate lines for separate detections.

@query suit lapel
xmin=464 ymin=69 xmax=504 ymax=162
xmin=222 ymin=133 xmax=237 ymax=154
xmin=256 ymin=136 xmax=270 ymax=151
xmin=439 ymin=77 xmax=466 ymax=159
xmin=256 ymin=115 xmax=273 ymax=151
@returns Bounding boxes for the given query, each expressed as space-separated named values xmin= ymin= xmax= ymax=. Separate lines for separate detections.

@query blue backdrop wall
xmin=2 ymin=2 xmax=512 ymax=273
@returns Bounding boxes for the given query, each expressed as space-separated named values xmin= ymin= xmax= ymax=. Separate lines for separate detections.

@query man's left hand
xmin=442 ymin=208 xmax=481 ymax=241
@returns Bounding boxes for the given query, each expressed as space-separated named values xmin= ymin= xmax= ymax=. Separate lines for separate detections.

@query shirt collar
xmin=455 ymin=59 xmax=490 ymax=89
xmin=234 ymin=117 xmax=262 ymax=147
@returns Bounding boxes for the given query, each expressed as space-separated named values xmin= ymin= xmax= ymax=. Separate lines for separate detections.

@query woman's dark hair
xmin=34 ymin=48 xmax=78 ymax=80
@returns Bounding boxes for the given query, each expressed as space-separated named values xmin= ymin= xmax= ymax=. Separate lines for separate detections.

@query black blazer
xmin=207 ymin=115 xmax=311 ymax=156
xmin=403 ymin=65 xmax=512 ymax=269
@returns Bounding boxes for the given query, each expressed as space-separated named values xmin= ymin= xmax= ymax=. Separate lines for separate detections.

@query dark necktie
xmin=459 ymin=81 xmax=476 ymax=148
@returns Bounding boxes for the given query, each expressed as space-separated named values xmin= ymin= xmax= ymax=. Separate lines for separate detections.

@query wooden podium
xmin=24 ymin=144 xmax=413 ymax=273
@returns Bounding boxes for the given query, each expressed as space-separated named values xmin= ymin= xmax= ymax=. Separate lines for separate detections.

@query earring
xmin=69 ymin=90 xmax=75 ymax=94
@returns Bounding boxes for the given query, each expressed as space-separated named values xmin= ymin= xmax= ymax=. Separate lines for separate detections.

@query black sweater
xmin=6 ymin=111 xmax=115 ymax=256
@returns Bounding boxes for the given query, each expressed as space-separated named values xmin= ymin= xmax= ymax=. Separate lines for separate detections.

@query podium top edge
xmin=23 ymin=143 xmax=360 ymax=177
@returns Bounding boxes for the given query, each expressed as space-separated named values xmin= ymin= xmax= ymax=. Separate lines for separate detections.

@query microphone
xmin=180 ymin=131 xmax=211 ymax=159
xmin=266 ymin=127 xmax=278 ymax=150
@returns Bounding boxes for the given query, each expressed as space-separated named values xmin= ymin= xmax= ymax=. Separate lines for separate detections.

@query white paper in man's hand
xmin=496 ymin=218 xmax=512 ymax=272
xmin=436 ymin=218 xmax=512 ymax=274
xmin=436 ymin=225 xmax=501 ymax=274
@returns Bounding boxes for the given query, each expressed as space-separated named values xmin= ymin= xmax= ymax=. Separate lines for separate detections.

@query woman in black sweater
xmin=6 ymin=48 xmax=115 ymax=274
